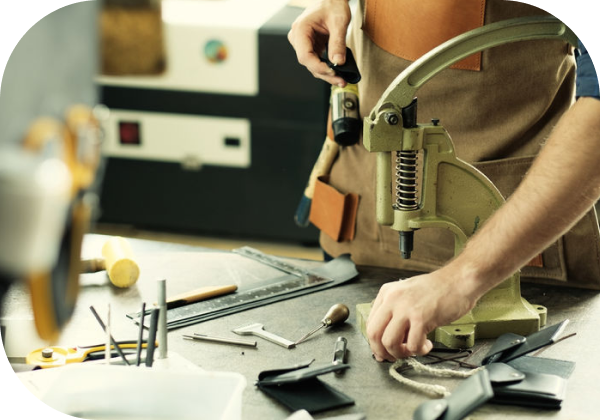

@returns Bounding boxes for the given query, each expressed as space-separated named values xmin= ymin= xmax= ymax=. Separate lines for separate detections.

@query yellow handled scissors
xmin=26 ymin=341 xmax=151 ymax=368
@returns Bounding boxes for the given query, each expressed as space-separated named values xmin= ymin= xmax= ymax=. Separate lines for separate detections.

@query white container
xmin=33 ymin=364 xmax=246 ymax=420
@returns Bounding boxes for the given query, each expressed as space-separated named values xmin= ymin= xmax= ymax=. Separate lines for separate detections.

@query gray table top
xmin=6 ymin=234 xmax=600 ymax=419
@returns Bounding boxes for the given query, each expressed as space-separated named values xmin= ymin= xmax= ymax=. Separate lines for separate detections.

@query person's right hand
xmin=288 ymin=0 xmax=352 ymax=86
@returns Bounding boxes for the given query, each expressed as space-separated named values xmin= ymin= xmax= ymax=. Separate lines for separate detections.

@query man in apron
xmin=288 ymin=0 xmax=600 ymax=360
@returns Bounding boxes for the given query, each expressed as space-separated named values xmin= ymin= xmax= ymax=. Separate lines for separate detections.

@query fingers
xmin=368 ymin=284 xmax=408 ymax=361
xmin=287 ymin=0 xmax=350 ymax=86
xmin=406 ymin=321 xmax=433 ymax=356
xmin=367 ymin=281 xmax=433 ymax=362
xmin=289 ymin=30 xmax=345 ymax=86
xmin=369 ymin=317 xmax=432 ymax=361
xmin=366 ymin=306 xmax=396 ymax=362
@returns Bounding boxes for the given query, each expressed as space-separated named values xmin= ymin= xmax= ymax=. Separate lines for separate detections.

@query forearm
xmin=450 ymin=97 xmax=600 ymax=299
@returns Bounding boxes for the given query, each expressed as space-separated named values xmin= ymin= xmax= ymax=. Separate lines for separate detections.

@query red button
xmin=119 ymin=121 xmax=141 ymax=145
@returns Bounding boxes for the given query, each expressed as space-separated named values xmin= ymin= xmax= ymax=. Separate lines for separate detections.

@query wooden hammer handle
xmin=80 ymin=258 xmax=106 ymax=273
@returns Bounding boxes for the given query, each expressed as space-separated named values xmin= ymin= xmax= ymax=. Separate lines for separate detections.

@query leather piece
xmin=258 ymin=378 xmax=355 ymax=414
xmin=507 ymin=356 xmax=576 ymax=380
xmin=413 ymin=370 xmax=493 ymax=420
xmin=482 ymin=320 xmax=569 ymax=365
xmin=491 ymin=370 xmax=567 ymax=409
xmin=322 ymin=47 xmax=362 ymax=84
xmin=258 ymin=363 xmax=350 ymax=385
xmin=257 ymin=362 xmax=355 ymax=414
xmin=481 ymin=333 xmax=526 ymax=365
xmin=363 ymin=0 xmax=486 ymax=71
xmin=413 ymin=399 xmax=448 ymax=420
xmin=257 ymin=360 xmax=314 ymax=382
xmin=527 ymin=253 xmax=544 ymax=268
xmin=486 ymin=363 xmax=526 ymax=385
xmin=310 ymin=176 xmax=359 ymax=242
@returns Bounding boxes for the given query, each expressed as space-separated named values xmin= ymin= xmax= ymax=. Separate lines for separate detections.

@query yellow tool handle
xmin=166 ymin=284 xmax=238 ymax=310
xmin=102 ymin=236 xmax=140 ymax=288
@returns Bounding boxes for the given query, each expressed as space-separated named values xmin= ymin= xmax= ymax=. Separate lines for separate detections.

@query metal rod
xmin=145 ymin=308 xmax=159 ymax=367
xmin=157 ymin=279 xmax=168 ymax=359
xmin=183 ymin=334 xmax=257 ymax=348
xmin=105 ymin=304 xmax=111 ymax=365
xmin=89 ymin=305 xmax=130 ymax=366
xmin=135 ymin=302 xmax=146 ymax=366
xmin=294 ymin=324 xmax=325 ymax=345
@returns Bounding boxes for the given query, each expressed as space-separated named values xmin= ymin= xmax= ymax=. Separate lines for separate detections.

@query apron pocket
xmin=310 ymin=175 xmax=360 ymax=242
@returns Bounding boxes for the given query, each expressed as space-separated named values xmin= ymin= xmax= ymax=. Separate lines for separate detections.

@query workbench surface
xmin=6 ymin=235 xmax=600 ymax=419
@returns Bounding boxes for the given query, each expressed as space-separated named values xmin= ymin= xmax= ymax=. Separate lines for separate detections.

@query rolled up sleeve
xmin=576 ymin=40 xmax=600 ymax=100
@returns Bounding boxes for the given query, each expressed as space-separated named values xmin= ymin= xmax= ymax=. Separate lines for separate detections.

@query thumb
xmin=328 ymin=27 xmax=347 ymax=66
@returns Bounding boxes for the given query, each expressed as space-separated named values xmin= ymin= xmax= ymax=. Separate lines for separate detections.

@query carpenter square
xmin=127 ymin=248 xmax=358 ymax=330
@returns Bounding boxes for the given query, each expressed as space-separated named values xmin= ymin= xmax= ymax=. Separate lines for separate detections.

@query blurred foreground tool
xmin=81 ymin=236 xmax=140 ymax=288
xmin=20 ymin=105 xmax=105 ymax=342
xmin=100 ymin=0 xmax=166 ymax=76
xmin=295 ymin=303 xmax=350 ymax=345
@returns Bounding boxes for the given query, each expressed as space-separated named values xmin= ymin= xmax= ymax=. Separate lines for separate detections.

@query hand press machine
xmin=359 ymin=16 xmax=578 ymax=348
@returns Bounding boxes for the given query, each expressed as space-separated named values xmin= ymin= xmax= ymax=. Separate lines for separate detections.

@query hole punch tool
xmin=294 ymin=303 xmax=350 ymax=345
xmin=358 ymin=16 xmax=577 ymax=349
xmin=332 ymin=337 xmax=348 ymax=365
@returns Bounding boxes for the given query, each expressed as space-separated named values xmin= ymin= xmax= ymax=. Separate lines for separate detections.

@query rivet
xmin=385 ymin=112 xmax=399 ymax=125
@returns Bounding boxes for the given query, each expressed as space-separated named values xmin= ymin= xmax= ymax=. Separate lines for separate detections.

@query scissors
xmin=26 ymin=340 xmax=150 ymax=368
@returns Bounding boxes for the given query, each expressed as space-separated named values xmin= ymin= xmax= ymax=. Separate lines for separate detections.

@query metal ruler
xmin=127 ymin=247 xmax=358 ymax=330
xmin=232 ymin=246 xmax=326 ymax=279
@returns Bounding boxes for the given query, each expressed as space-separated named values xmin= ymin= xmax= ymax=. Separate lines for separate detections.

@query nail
xmin=332 ymin=54 xmax=344 ymax=65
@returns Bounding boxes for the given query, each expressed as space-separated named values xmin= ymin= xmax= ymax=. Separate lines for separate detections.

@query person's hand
xmin=287 ymin=0 xmax=351 ymax=86
xmin=366 ymin=268 xmax=479 ymax=361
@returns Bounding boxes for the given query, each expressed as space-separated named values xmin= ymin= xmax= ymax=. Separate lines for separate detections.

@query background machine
xmin=97 ymin=0 xmax=329 ymax=244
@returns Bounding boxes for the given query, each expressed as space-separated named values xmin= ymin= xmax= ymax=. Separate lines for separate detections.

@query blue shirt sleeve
xmin=576 ymin=40 xmax=600 ymax=100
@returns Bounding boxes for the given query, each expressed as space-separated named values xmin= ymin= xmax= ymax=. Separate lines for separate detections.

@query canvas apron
xmin=312 ymin=0 xmax=600 ymax=289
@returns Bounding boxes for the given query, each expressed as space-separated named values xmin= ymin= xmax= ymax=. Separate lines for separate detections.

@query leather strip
xmin=413 ymin=370 xmax=494 ymax=420
xmin=363 ymin=0 xmax=486 ymax=71
xmin=527 ymin=253 xmax=544 ymax=268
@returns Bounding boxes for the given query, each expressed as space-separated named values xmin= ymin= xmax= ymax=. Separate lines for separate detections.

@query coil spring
xmin=394 ymin=151 xmax=419 ymax=210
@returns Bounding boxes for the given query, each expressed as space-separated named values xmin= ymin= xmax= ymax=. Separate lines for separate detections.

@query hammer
xmin=81 ymin=236 xmax=140 ymax=288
